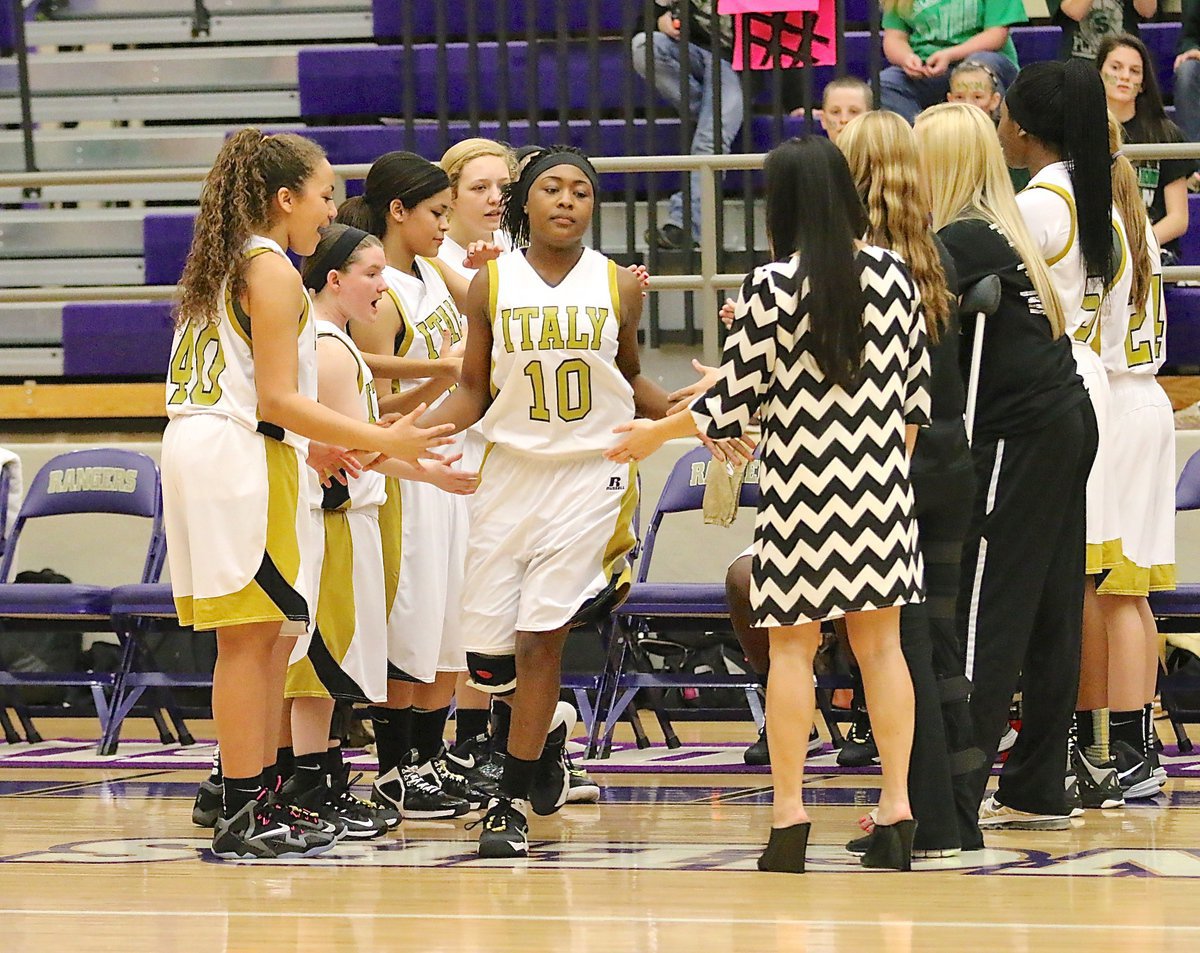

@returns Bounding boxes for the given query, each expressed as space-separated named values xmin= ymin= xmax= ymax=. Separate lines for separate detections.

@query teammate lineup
xmin=162 ymin=57 xmax=1175 ymax=871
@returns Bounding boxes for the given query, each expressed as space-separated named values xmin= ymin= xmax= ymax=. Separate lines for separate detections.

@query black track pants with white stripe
xmin=957 ymin=399 xmax=1097 ymax=824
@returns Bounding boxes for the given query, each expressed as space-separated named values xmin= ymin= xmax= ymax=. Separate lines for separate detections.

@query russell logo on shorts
xmin=607 ymin=476 xmax=624 ymax=491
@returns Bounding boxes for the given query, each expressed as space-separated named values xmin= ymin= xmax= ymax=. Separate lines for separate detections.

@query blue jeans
xmin=1176 ymin=58 xmax=1200 ymax=143
xmin=880 ymin=51 xmax=1018 ymax=125
xmin=631 ymin=30 xmax=744 ymax=239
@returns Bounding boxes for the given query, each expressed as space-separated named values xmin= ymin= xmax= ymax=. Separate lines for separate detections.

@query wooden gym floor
xmin=2 ymin=719 xmax=1200 ymax=953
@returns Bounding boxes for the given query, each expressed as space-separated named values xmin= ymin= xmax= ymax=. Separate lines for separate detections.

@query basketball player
xmin=164 ymin=130 xmax=453 ymax=859
xmin=999 ymin=61 xmax=1125 ymax=813
xmin=420 ymin=145 xmax=671 ymax=858
xmin=1096 ymin=117 xmax=1173 ymax=800
xmin=281 ymin=224 xmax=480 ymax=837
xmin=340 ymin=152 xmax=490 ymax=819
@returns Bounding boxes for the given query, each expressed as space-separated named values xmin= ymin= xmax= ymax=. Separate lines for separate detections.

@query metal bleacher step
xmin=0 ymin=302 xmax=63 ymax=347
xmin=0 ymin=346 xmax=63 ymax=377
xmin=0 ymin=208 xmax=144 ymax=258
xmin=25 ymin=7 xmax=373 ymax=47
xmin=2 ymin=46 xmax=303 ymax=97
xmin=0 ymin=89 xmax=299 ymax=124
xmin=0 ymin=125 xmax=252 ymax=173
xmin=0 ymin=257 xmax=143 ymax=287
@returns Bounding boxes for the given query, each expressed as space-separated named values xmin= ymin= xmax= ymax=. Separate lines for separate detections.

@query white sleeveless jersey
xmin=482 ymin=248 xmax=634 ymax=457
xmin=1018 ymin=164 xmax=1088 ymax=326
xmin=166 ymin=235 xmax=316 ymax=453
xmin=315 ymin=319 xmax=387 ymax=512
xmin=381 ymin=257 xmax=463 ymax=397
xmin=1072 ymin=208 xmax=1131 ymax=358
xmin=1103 ymin=223 xmax=1167 ymax=376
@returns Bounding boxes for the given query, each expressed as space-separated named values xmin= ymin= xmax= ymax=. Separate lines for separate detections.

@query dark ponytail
xmin=1005 ymin=60 xmax=1115 ymax=286
xmin=764 ymin=137 xmax=869 ymax=388
xmin=339 ymin=151 xmax=449 ymax=238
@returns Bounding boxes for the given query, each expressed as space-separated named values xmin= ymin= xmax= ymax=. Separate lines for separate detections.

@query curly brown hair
xmin=175 ymin=129 xmax=327 ymax=328
xmin=837 ymin=110 xmax=951 ymax=342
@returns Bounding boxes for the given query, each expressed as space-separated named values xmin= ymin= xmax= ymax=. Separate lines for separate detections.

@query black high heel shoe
xmin=860 ymin=818 xmax=916 ymax=871
xmin=757 ymin=822 xmax=811 ymax=873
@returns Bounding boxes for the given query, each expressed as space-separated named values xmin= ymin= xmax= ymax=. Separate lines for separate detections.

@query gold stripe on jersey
xmin=388 ymin=288 xmax=415 ymax=358
xmin=1028 ymin=182 xmax=1078 ymax=267
xmin=222 ymin=247 xmax=310 ymax=350
xmin=318 ymin=330 xmax=366 ymax=394
xmin=487 ymin=259 xmax=500 ymax=321
xmin=476 ymin=440 xmax=498 ymax=487
xmin=602 ymin=462 xmax=639 ymax=587
xmin=285 ymin=510 xmax=359 ymax=699
xmin=179 ymin=437 xmax=307 ymax=631
xmin=607 ymin=259 xmax=621 ymax=318
xmin=1085 ymin=537 xmax=1124 ymax=576
xmin=1097 ymin=555 xmax=1177 ymax=596
xmin=379 ymin=476 xmax=402 ymax=612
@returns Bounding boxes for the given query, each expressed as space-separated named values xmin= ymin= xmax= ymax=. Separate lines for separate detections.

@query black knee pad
xmin=466 ymin=652 xmax=517 ymax=696
xmin=938 ymin=674 xmax=987 ymax=776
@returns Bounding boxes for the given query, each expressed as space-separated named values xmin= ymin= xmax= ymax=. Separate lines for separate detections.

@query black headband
xmin=517 ymin=151 xmax=600 ymax=207
xmin=308 ymin=226 xmax=371 ymax=294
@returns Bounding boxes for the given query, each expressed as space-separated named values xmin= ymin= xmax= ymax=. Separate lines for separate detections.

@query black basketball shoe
xmin=473 ymin=797 xmax=530 ymax=859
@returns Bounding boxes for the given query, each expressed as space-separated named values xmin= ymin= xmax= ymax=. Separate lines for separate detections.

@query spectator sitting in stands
xmin=1174 ymin=0 xmax=1200 ymax=157
xmin=1099 ymin=33 xmax=1196 ymax=262
xmin=881 ymin=0 xmax=1025 ymax=125
xmin=816 ymin=76 xmax=874 ymax=143
xmin=1049 ymin=0 xmax=1156 ymax=63
xmin=948 ymin=58 xmax=1030 ymax=189
xmin=947 ymin=58 xmax=1003 ymax=119
xmin=632 ymin=0 xmax=742 ymax=250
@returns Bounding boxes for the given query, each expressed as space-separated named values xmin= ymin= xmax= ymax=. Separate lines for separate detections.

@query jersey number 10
xmin=524 ymin=358 xmax=593 ymax=423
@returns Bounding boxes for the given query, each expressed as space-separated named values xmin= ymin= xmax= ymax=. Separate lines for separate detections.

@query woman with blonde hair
xmin=915 ymin=102 xmax=1097 ymax=846
xmin=438 ymin=138 xmax=517 ymax=280
xmin=835 ymin=109 xmax=976 ymax=858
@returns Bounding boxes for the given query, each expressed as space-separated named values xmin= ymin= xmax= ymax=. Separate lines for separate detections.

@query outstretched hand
xmin=420 ymin=452 xmax=480 ymax=496
xmin=666 ymin=359 xmax=721 ymax=415
xmin=605 ymin=418 xmax=669 ymax=463
xmin=378 ymin=403 xmax=455 ymax=464
xmin=464 ymin=240 xmax=504 ymax=270
xmin=306 ymin=442 xmax=363 ymax=488
xmin=626 ymin=263 xmax=651 ymax=298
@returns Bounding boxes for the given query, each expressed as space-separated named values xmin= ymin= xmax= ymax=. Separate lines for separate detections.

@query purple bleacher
xmin=298 ymin=36 xmax=878 ymax=120
xmin=1142 ymin=21 xmax=1182 ymax=100
xmin=1181 ymin=193 xmax=1200 ymax=266
xmin=373 ymin=0 xmax=631 ymax=40
xmin=1166 ymin=287 xmax=1200 ymax=365
xmin=1011 ymin=25 xmax=1061 ymax=67
xmin=142 ymin=213 xmax=195 ymax=286
xmin=61 ymin=301 xmax=174 ymax=377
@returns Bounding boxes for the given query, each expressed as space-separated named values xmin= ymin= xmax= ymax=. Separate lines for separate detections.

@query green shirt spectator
xmin=882 ymin=0 xmax=1026 ymax=68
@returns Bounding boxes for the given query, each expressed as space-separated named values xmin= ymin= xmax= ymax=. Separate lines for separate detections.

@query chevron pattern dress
xmin=690 ymin=246 xmax=931 ymax=626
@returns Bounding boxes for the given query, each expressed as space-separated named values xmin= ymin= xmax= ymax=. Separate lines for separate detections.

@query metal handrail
xmin=3 ymin=145 xmax=1200 ymax=363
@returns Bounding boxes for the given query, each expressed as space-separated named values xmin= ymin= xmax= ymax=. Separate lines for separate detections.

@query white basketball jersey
xmin=381 ymin=258 xmax=463 ymax=399
xmin=1104 ymin=223 xmax=1167 ymax=375
xmin=482 ymin=248 xmax=634 ymax=456
xmin=1020 ymin=167 xmax=1088 ymax=326
xmin=315 ymin=319 xmax=387 ymax=511
xmin=166 ymin=235 xmax=316 ymax=453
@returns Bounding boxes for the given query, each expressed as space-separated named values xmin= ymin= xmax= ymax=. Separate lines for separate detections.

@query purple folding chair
xmin=0 ymin=448 xmax=163 ymax=745
xmin=588 ymin=445 xmax=764 ymax=758
xmin=103 ymin=581 xmax=210 ymax=754
xmin=1150 ymin=448 xmax=1200 ymax=751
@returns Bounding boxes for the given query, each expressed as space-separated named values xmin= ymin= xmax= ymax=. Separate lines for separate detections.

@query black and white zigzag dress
xmin=690 ymin=246 xmax=931 ymax=626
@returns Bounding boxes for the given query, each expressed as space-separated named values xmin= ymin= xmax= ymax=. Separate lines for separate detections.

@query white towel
xmin=0 ymin=447 xmax=23 ymax=552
